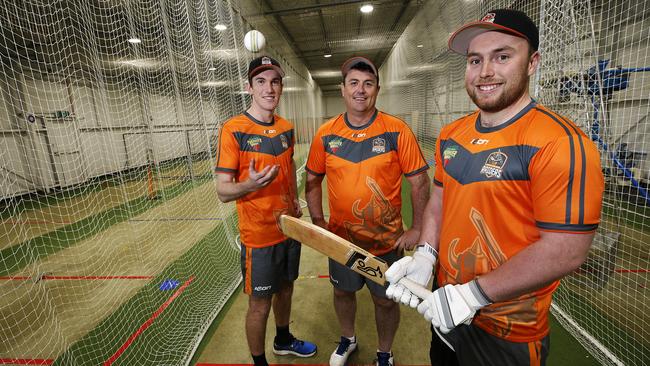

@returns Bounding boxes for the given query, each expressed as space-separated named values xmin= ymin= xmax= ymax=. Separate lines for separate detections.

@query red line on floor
xmin=42 ymin=275 xmax=154 ymax=280
xmin=103 ymin=275 xmax=195 ymax=366
xmin=615 ymin=269 xmax=649 ymax=273
xmin=318 ymin=275 xmax=329 ymax=278
xmin=0 ymin=359 xmax=53 ymax=365
xmin=0 ymin=276 xmax=153 ymax=281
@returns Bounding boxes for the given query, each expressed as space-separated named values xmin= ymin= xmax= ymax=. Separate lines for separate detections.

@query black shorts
xmin=328 ymin=249 xmax=400 ymax=297
xmin=431 ymin=323 xmax=550 ymax=366
xmin=240 ymin=238 xmax=301 ymax=297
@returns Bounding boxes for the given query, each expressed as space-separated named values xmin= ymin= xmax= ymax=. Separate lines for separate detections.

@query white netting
xmin=378 ymin=1 xmax=649 ymax=365
xmin=0 ymin=0 xmax=321 ymax=364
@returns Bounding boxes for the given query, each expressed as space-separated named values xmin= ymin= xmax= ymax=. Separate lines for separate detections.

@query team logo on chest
xmin=480 ymin=150 xmax=508 ymax=178
xmin=443 ymin=145 xmax=459 ymax=167
xmin=328 ymin=138 xmax=343 ymax=153
xmin=247 ymin=136 xmax=262 ymax=151
xmin=280 ymin=135 xmax=288 ymax=149
xmin=372 ymin=137 xmax=386 ymax=153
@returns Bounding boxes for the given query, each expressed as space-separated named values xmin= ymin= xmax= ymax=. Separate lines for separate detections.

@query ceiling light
xmin=360 ymin=4 xmax=374 ymax=13
xmin=208 ymin=67 xmax=217 ymax=71
xmin=128 ymin=38 xmax=141 ymax=44
xmin=215 ymin=24 xmax=227 ymax=31
xmin=324 ymin=54 xmax=332 ymax=58
xmin=417 ymin=44 xmax=424 ymax=48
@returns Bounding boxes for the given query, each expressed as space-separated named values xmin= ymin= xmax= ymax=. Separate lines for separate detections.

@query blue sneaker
xmin=273 ymin=336 xmax=317 ymax=357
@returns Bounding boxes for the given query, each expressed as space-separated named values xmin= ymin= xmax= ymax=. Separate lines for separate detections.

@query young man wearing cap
xmin=215 ymin=56 xmax=317 ymax=366
xmin=385 ymin=9 xmax=604 ymax=365
xmin=305 ymin=56 xmax=430 ymax=366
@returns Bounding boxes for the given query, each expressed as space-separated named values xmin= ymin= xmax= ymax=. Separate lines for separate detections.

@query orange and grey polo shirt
xmin=307 ymin=110 xmax=428 ymax=255
xmin=216 ymin=112 xmax=295 ymax=248
xmin=434 ymin=101 xmax=604 ymax=342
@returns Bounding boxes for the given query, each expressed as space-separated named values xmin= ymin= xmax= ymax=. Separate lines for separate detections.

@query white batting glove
xmin=386 ymin=243 xmax=437 ymax=308
xmin=417 ymin=279 xmax=492 ymax=333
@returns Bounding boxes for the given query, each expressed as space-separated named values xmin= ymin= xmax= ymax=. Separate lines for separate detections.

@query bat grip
xmin=397 ymin=277 xmax=433 ymax=299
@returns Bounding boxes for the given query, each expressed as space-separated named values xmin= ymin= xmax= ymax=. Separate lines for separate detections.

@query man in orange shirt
xmin=386 ymin=9 xmax=604 ymax=366
xmin=215 ymin=56 xmax=316 ymax=366
xmin=306 ymin=56 xmax=430 ymax=366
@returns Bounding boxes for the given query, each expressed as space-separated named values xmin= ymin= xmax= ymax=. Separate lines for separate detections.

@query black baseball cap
xmin=341 ymin=56 xmax=379 ymax=83
xmin=448 ymin=9 xmax=539 ymax=55
xmin=248 ymin=56 xmax=285 ymax=81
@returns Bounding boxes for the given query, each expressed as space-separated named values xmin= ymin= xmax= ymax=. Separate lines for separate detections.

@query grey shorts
xmin=328 ymin=249 xmax=401 ymax=297
xmin=436 ymin=323 xmax=550 ymax=366
xmin=240 ymin=238 xmax=301 ymax=297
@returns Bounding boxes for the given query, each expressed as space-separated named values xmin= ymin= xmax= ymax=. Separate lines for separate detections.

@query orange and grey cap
xmin=341 ymin=56 xmax=379 ymax=82
xmin=248 ymin=56 xmax=285 ymax=82
xmin=448 ymin=9 xmax=539 ymax=55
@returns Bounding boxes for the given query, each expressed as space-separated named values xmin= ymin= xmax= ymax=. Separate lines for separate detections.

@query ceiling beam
xmin=260 ymin=0 xmax=364 ymax=16
xmin=390 ymin=0 xmax=411 ymax=31
xmin=318 ymin=8 xmax=331 ymax=54
xmin=260 ymin=0 xmax=308 ymax=65
xmin=302 ymin=46 xmax=395 ymax=58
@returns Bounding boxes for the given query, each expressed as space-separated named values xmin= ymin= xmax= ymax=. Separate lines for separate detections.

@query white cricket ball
xmin=244 ymin=30 xmax=266 ymax=53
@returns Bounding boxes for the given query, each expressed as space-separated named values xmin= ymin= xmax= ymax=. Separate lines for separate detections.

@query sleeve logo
xmin=480 ymin=151 xmax=508 ymax=178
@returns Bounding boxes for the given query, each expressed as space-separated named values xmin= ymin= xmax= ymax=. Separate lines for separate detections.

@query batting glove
xmin=386 ymin=243 xmax=437 ymax=308
xmin=417 ymin=279 xmax=492 ymax=333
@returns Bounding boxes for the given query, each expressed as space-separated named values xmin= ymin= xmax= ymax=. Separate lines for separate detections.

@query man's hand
xmin=393 ymin=228 xmax=420 ymax=251
xmin=417 ymin=280 xmax=491 ymax=333
xmin=386 ymin=243 xmax=437 ymax=308
xmin=311 ymin=217 xmax=328 ymax=231
xmin=246 ymin=159 xmax=279 ymax=191
xmin=292 ymin=198 xmax=303 ymax=218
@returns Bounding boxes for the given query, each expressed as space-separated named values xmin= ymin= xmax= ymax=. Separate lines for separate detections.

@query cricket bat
xmin=279 ymin=215 xmax=432 ymax=299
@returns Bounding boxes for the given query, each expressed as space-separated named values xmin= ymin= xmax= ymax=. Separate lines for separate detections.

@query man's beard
xmin=467 ymin=70 xmax=529 ymax=113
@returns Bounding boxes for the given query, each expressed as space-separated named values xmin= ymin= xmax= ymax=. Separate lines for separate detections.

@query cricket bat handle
xmin=397 ymin=277 xmax=433 ymax=299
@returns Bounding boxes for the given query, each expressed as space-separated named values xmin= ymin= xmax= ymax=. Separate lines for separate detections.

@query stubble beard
xmin=467 ymin=67 xmax=530 ymax=113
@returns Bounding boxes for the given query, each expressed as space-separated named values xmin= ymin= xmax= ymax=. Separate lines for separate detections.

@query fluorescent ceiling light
xmin=204 ymin=48 xmax=238 ymax=60
xmin=114 ymin=58 xmax=161 ymax=68
xmin=310 ymin=70 xmax=341 ymax=78
xmin=324 ymin=54 xmax=332 ymax=58
xmin=208 ymin=67 xmax=217 ymax=71
xmin=128 ymin=38 xmax=141 ymax=44
xmin=201 ymin=81 xmax=230 ymax=87
xmin=283 ymin=87 xmax=305 ymax=92
xmin=360 ymin=4 xmax=374 ymax=13
xmin=417 ymin=44 xmax=424 ymax=48
xmin=215 ymin=24 xmax=227 ymax=31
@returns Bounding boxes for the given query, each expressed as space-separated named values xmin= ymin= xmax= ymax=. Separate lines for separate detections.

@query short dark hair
xmin=341 ymin=56 xmax=379 ymax=84
xmin=343 ymin=62 xmax=378 ymax=83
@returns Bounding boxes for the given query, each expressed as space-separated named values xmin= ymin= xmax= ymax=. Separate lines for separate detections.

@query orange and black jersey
xmin=434 ymin=101 xmax=604 ymax=342
xmin=216 ymin=112 xmax=296 ymax=248
xmin=307 ymin=110 xmax=428 ymax=255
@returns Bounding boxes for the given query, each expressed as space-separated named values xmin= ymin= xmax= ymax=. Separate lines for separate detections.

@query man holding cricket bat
xmin=305 ymin=56 xmax=430 ymax=366
xmin=215 ymin=56 xmax=316 ymax=366
xmin=385 ymin=9 xmax=604 ymax=366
